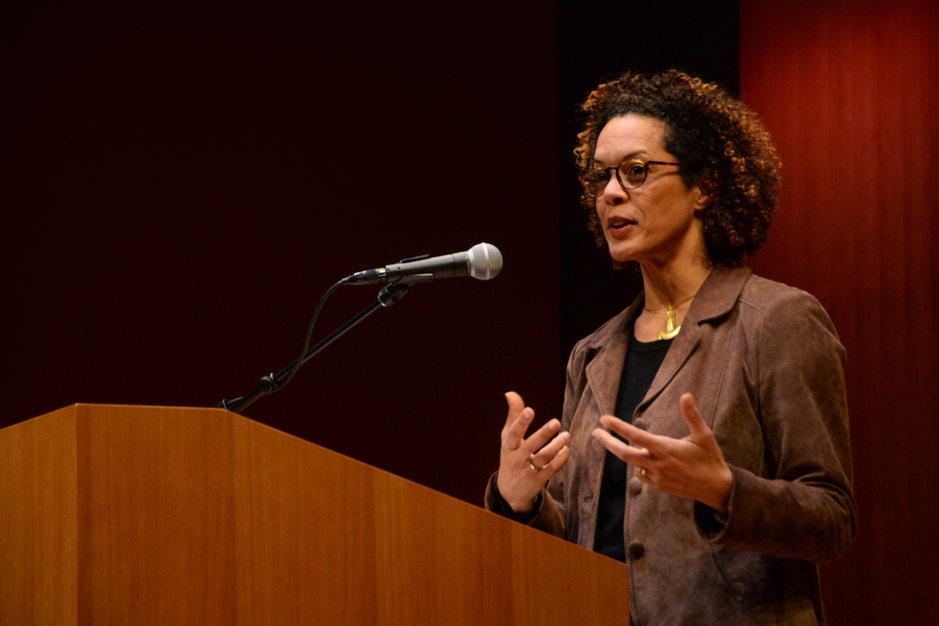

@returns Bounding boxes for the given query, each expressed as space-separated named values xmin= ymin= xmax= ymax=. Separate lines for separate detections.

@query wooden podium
xmin=0 ymin=404 xmax=629 ymax=625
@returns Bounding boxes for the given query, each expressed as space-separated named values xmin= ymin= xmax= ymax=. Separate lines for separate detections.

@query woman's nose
xmin=602 ymin=176 xmax=627 ymax=204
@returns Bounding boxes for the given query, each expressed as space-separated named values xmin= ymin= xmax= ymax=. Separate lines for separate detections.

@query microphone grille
xmin=468 ymin=243 xmax=503 ymax=280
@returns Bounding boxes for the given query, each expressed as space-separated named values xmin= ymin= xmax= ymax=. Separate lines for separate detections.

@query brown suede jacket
xmin=486 ymin=267 xmax=855 ymax=625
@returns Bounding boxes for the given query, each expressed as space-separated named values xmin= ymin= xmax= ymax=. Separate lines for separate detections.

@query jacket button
xmin=627 ymin=540 xmax=645 ymax=560
xmin=628 ymin=476 xmax=643 ymax=495
xmin=633 ymin=417 xmax=651 ymax=431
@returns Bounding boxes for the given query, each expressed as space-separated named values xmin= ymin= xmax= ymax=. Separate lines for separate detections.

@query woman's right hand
xmin=496 ymin=391 xmax=571 ymax=513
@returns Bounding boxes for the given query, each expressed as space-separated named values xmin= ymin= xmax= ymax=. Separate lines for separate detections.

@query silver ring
xmin=528 ymin=460 xmax=543 ymax=471
xmin=638 ymin=466 xmax=647 ymax=477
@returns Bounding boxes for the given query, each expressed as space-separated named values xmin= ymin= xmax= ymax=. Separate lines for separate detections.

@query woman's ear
xmin=693 ymin=174 xmax=716 ymax=213
xmin=693 ymin=188 xmax=709 ymax=212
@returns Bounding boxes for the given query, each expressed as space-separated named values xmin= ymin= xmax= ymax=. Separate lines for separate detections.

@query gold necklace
xmin=643 ymin=292 xmax=697 ymax=341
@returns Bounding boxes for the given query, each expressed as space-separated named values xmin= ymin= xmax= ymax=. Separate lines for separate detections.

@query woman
xmin=486 ymin=70 xmax=855 ymax=624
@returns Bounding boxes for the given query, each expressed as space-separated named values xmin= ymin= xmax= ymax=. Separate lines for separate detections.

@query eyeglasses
xmin=583 ymin=158 xmax=681 ymax=197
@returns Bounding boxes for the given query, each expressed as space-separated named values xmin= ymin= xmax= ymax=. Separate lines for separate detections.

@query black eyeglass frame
xmin=584 ymin=158 xmax=681 ymax=197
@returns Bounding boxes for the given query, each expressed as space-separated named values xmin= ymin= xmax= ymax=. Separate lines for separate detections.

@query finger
xmin=592 ymin=428 xmax=651 ymax=464
xmin=679 ymin=392 xmax=709 ymax=438
xmin=529 ymin=430 xmax=570 ymax=466
xmin=540 ymin=444 xmax=571 ymax=476
xmin=503 ymin=407 xmax=535 ymax=450
xmin=521 ymin=418 xmax=561 ymax=453
xmin=504 ymin=391 xmax=525 ymax=427
xmin=598 ymin=415 xmax=658 ymax=449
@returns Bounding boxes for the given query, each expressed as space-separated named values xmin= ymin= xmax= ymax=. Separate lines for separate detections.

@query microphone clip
xmin=397 ymin=252 xmax=430 ymax=263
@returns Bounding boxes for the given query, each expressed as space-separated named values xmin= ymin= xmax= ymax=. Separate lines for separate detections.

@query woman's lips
xmin=607 ymin=217 xmax=637 ymax=238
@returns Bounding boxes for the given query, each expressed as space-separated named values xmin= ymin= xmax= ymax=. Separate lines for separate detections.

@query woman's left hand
xmin=592 ymin=392 xmax=733 ymax=512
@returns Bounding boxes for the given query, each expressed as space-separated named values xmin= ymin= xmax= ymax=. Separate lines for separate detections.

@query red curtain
xmin=741 ymin=1 xmax=939 ymax=622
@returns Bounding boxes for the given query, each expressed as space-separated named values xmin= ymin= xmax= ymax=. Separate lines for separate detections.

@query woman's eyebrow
xmin=593 ymin=150 xmax=649 ymax=166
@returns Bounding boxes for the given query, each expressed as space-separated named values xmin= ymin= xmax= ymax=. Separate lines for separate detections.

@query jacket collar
xmin=584 ymin=266 xmax=752 ymax=417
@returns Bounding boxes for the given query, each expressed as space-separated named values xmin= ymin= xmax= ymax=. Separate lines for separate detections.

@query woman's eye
xmin=624 ymin=163 xmax=646 ymax=184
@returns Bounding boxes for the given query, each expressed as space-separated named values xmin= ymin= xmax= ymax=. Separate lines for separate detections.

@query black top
xmin=593 ymin=334 xmax=672 ymax=562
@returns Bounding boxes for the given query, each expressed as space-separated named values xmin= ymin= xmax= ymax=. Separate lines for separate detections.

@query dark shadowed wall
xmin=0 ymin=1 xmax=559 ymax=504
xmin=558 ymin=1 xmax=740 ymax=366
xmin=741 ymin=0 xmax=939 ymax=622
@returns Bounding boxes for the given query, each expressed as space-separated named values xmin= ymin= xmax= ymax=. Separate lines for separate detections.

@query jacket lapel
xmin=584 ymin=302 xmax=641 ymax=417
xmin=639 ymin=321 xmax=702 ymax=410
xmin=637 ymin=266 xmax=752 ymax=410
xmin=582 ymin=267 xmax=752 ymax=417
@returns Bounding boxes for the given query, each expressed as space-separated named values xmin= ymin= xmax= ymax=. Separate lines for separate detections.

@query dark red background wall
xmin=742 ymin=0 xmax=939 ymax=622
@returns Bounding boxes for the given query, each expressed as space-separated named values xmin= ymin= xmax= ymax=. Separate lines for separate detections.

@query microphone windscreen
xmin=468 ymin=243 xmax=502 ymax=280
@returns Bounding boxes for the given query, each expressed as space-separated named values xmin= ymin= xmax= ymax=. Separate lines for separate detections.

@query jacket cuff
xmin=484 ymin=471 xmax=543 ymax=524
xmin=694 ymin=464 xmax=738 ymax=542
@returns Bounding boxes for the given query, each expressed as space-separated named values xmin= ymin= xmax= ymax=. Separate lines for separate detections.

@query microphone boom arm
xmin=219 ymin=282 xmax=409 ymax=413
xmin=218 ymin=242 xmax=500 ymax=412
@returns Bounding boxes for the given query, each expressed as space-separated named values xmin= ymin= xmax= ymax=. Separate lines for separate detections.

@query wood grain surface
xmin=0 ymin=406 xmax=79 ymax=626
xmin=1 ymin=405 xmax=629 ymax=626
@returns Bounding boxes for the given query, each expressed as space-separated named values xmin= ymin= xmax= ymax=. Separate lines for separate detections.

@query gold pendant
xmin=657 ymin=305 xmax=681 ymax=340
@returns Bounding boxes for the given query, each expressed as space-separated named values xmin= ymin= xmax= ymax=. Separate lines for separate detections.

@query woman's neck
xmin=639 ymin=256 xmax=711 ymax=311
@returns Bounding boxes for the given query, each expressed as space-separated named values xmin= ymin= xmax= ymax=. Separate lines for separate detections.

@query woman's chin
xmin=606 ymin=240 xmax=638 ymax=264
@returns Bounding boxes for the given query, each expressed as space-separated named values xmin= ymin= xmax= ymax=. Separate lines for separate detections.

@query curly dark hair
xmin=573 ymin=70 xmax=782 ymax=267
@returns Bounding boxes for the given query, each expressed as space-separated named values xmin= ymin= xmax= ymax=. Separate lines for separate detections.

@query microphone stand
xmin=219 ymin=281 xmax=412 ymax=413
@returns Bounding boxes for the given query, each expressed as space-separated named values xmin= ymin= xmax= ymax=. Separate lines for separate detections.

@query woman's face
xmin=593 ymin=114 xmax=707 ymax=267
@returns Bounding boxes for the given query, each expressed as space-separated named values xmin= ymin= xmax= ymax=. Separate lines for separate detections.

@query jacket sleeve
xmin=695 ymin=290 xmax=856 ymax=563
xmin=483 ymin=339 xmax=590 ymax=539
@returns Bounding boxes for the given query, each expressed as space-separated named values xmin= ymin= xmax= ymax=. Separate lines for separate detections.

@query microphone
xmin=345 ymin=242 xmax=503 ymax=285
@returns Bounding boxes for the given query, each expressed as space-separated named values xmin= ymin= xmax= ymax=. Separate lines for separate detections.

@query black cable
xmin=219 ymin=276 xmax=348 ymax=413
xmin=219 ymin=279 xmax=410 ymax=413
xmin=278 ymin=276 xmax=349 ymax=393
